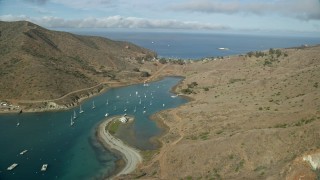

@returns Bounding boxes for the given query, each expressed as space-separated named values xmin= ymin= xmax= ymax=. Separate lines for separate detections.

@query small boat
xmin=70 ymin=116 xmax=74 ymax=126
xmin=162 ymin=104 xmax=165 ymax=107
xmin=171 ymin=95 xmax=178 ymax=98
xmin=41 ymin=164 xmax=48 ymax=171
xmin=7 ymin=163 xmax=18 ymax=171
xmin=106 ymin=99 xmax=109 ymax=105
xmin=139 ymin=99 xmax=142 ymax=104
xmin=143 ymin=81 xmax=149 ymax=87
xmin=150 ymin=101 xmax=152 ymax=105
xmin=105 ymin=113 xmax=109 ymax=117
xmin=133 ymin=106 xmax=136 ymax=113
xmin=218 ymin=47 xmax=229 ymax=50
xmin=124 ymin=108 xmax=127 ymax=112
xmin=16 ymin=119 xmax=20 ymax=127
xmin=92 ymin=101 xmax=95 ymax=109
xmin=73 ymin=110 xmax=77 ymax=119
xmin=20 ymin=150 xmax=28 ymax=155
xmin=143 ymin=110 xmax=146 ymax=114
xmin=135 ymin=91 xmax=138 ymax=95
xmin=79 ymin=105 xmax=84 ymax=114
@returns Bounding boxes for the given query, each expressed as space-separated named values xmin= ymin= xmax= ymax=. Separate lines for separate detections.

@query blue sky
xmin=0 ymin=0 xmax=320 ymax=35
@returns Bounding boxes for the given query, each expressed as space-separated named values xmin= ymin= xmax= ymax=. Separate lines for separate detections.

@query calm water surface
xmin=0 ymin=77 xmax=187 ymax=179
xmin=72 ymin=31 xmax=320 ymax=59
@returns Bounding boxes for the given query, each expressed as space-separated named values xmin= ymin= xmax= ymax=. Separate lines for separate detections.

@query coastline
xmin=0 ymin=81 xmax=137 ymax=114
xmin=97 ymin=116 xmax=143 ymax=178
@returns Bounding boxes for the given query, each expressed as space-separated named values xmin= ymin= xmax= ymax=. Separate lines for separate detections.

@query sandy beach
xmin=97 ymin=116 xmax=143 ymax=178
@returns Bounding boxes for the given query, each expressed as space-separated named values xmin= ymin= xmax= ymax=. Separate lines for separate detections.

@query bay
xmin=0 ymin=77 xmax=187 ymax=179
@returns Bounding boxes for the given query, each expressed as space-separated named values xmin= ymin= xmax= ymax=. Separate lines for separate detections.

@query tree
xmin=269 ymin=48 xmax=275 ymax=54
xmin=140 ymin=71 xmax=151 ymax=77
xmin=159 ymin=58 xmax=167 ymax=64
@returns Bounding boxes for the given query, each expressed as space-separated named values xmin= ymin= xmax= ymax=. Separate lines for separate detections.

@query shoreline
xmin=0 ymin=81 xmax=138 ymax=114
xmin=97 ymin=116 xmax=143 ymax=178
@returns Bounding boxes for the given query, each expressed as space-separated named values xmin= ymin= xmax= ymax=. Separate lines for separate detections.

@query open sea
xmin=72 ymin=31 xmax=320 ymax=59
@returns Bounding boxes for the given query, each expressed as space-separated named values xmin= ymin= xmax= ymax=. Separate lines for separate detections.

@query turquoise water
xmin=0 ymin=77 xmax=187 ymax=179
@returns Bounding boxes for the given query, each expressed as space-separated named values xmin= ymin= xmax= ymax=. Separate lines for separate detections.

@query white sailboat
xmin=41 ymin=164 xmax=48 ymax=171
xmin=73 ymin=110 xmax=77 ymax=119
xmin=92 ymin=101 xmax=95 ymax=109
xmin=79 ymin=105 xmax=84 ymax=114
xmin=70 ymin=116 xmax=74 ymax=126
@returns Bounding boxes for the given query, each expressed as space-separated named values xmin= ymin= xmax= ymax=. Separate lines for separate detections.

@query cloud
xmin=170 ymin=0 xmax=320 ymax=21
xmin=53 ymin=0 xmax=114 ymax=10
xmin=23 ymin=0 xmax=50 ymax=5
xmin=0 ymin=15 xmax=229 ymax=30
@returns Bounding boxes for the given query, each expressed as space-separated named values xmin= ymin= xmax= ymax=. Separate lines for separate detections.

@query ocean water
xmin=73 ymin=31 xmax=320 ymax=59
xmin=0 ymin=77 xmax=187 ymax=179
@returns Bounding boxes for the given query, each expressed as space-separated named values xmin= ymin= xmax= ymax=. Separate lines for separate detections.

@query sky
xmin=0 ymin=0 xmax=320 ymax=35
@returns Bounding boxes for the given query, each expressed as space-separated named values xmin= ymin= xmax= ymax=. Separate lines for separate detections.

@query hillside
xmin=135 ymin=45 xmax=320 ymax=179
xmin=0 ymin=21 xmax=157 ymax=110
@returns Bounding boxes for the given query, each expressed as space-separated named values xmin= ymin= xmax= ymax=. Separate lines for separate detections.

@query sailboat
xmin=70 ymin=116 xmax=74 ymax=126
xmin=92 ymin=101 xmax=95 ymax=109
xmin=79 ymin=105 xmax=84 ymax=114
xmin=73 ymin=110 xmax=77 ymax=119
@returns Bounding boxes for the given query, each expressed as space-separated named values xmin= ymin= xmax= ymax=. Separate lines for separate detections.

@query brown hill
xmin=136 ymin=45 xmax=320 ymax=179
xmin=0 ymin=21 xmax=156 ymax=107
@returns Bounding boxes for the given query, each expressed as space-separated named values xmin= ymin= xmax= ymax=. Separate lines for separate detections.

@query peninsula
xmin=97 ymin=116 xmax=142 ymax=177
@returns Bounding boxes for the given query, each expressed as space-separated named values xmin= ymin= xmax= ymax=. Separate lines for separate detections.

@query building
xmin=119 ymin=116 xmax=128 ymax=123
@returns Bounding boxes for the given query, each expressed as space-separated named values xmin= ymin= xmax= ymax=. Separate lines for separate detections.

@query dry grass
xmin=138 ymin=45 xmax=320 ymax=179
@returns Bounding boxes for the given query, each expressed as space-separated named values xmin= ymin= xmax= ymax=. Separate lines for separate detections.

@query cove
xmin=0 ymin=77 xmax=187 ymax=179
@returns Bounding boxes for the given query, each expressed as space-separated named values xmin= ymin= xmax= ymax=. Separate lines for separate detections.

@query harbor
xmin=0 ymin=77 xmax=187 ymax=179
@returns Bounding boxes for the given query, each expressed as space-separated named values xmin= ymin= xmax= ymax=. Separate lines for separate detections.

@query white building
xmin=119 ymin=116 xmax=128 ymax=123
